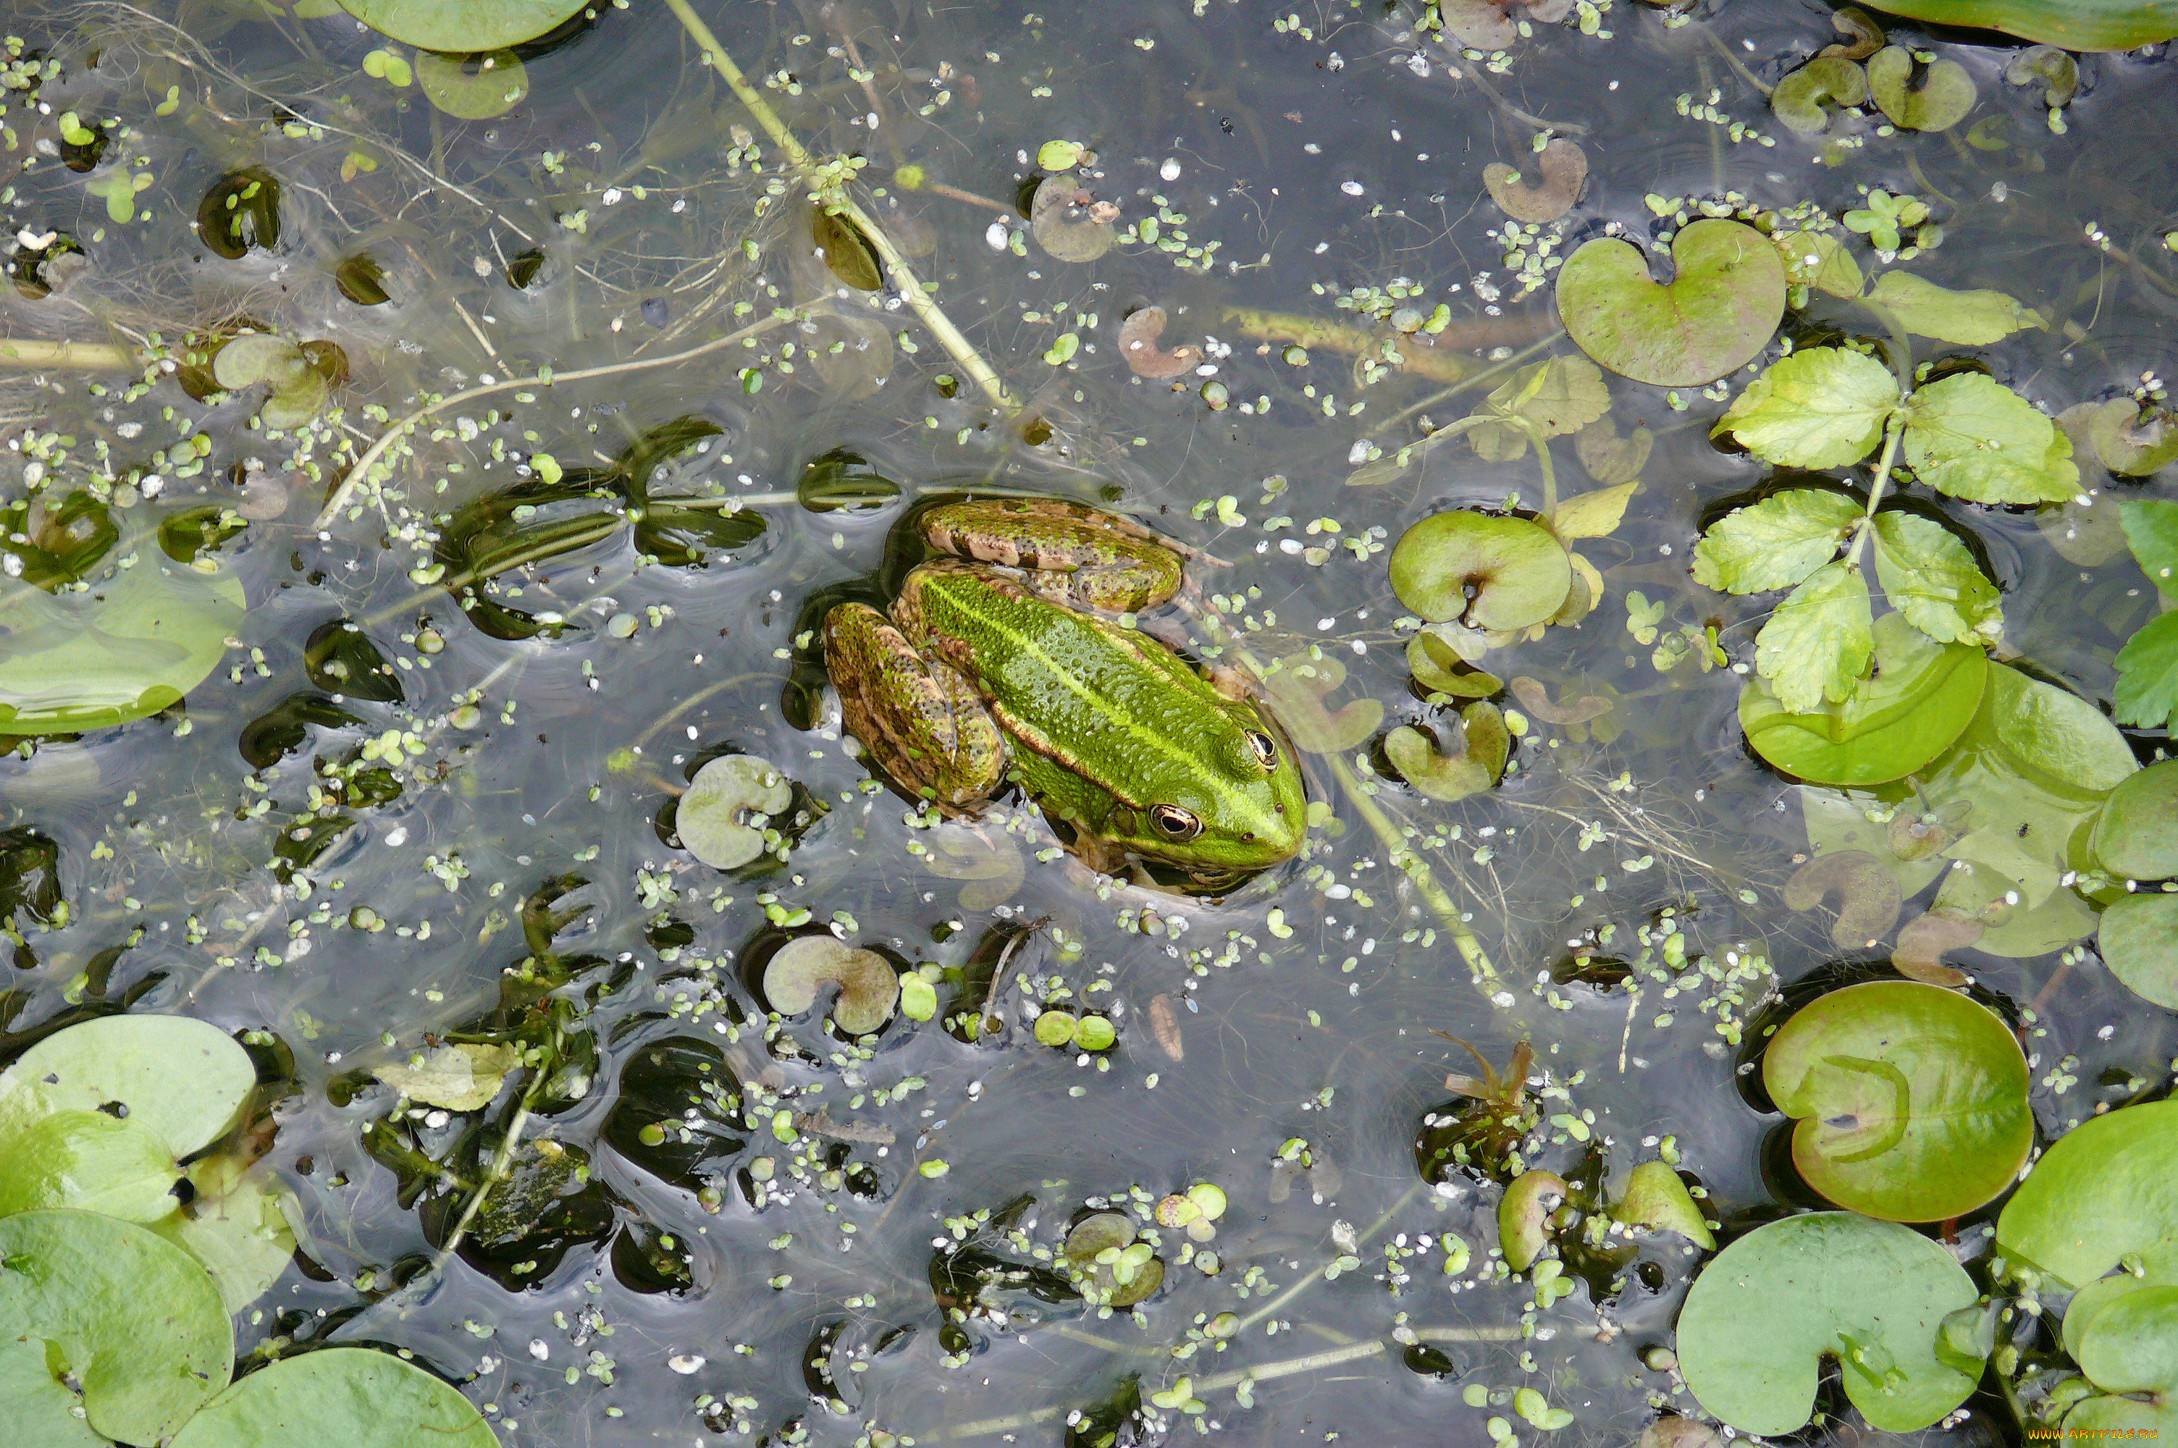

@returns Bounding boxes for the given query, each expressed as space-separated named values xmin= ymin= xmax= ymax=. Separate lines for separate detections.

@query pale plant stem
xmin=1844 ymin=413 xmax=1906 ymax=569
xmin=313 ymin=312 xmax=797 ymax=529
xmin=660 ymin=0 xmax=1016 ymax=414
xmin=1229 ymin=1180 xmax=1426 ymax=1337
xmin=1531 ymin=429 xmax=1560 ymax=519
xmin=433 ymin=1097 xmax=532 ymax=1266
xmin=0 ymin=337 xmax=139 ymax=370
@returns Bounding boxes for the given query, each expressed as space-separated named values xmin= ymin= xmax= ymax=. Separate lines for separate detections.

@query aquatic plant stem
xmin=313 ymin=312 xmax=796 ymax=529
xmin=434 ymin=1097 xmax=532 ymax=1266
xmin=0 ymin=337 xmax=139 ymax=370
xmin=660 ymin=0 xmax=1017 ymax=414
xmin=1843 ymin=412 xmax=1906 ymax=570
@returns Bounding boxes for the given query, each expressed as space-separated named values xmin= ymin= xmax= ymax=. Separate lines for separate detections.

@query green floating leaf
xmin=334 ymin=0 xmax=587 ymax=50
xmin=1869 ymin=510 xmax=2002 ymax=645
xmin=2066 ymin=1284 xmax=2178 ymax=1434
xmin=1406 ymin=630 xmax=1501 ymax=699
xmin=0 ymin=1013 xmax=256 ymax=1158
xmin=1715 ymin=347 xmax=1898 ymax=470
xmin=0 ymin=1336 xmax=106 ymax=1448
xmin=416 ymin=51 xmax=528 ymax=121
xmin=169 ymin=1346 xmax=500 ymax=1448
xmin=676 ymin=755 xmax=793 ymax=869
xmin=1694 ymin=488 xmax=1863 ymax=595
xmin=1558 ymin=219 xmax=1785 ymax=388
xmin=155 ymin=1174 xmax=299 ymax=1315
xmin=1866 ymin=272 xmax=2039 ymax=346
xmin=1676 ymin=1213 xmax=1983 ymax=1436
xmin=1741 ymin=611 xmax=1987 ymax=786
xmin=1775 ymin=230 xmax=1865 ymax=299
xmin=0 ymin=491 xmax=117 ymax=590
xmin=1609 ymin=1160 xmax=1715 ymax=1248
xmin=1756 ymin=560 xmax=1874 ymax=713
xmin=1772 ymin=57 xmax=1869 ymax=134
xmin=0 ymin=1108 xmax=181 ymax=1221
xmin=374 ymin=1042 xmax=518 ymax=1112
xmin=1388 ymin=512 xmax=1570 ymax=630
xmin=1901 ymin=372 xmax=2079 ymax=505
xmin=2122 ymin=498 xmax=2178 ymax=597
xmin=1385 ymin=703 xmax=1509 ymax=802
xmin=1765 ymin=981 xmax=2032 ymax=1222
xmin=1997 ymin=1099 xmax=2178 ymax=1287
xmin=0 ymin=1209 xmax=233 ymax=1445
xmin=1867 ymin=46 xmax=1977 ymax=132
xmin=1498 ymin=1169 xmax=1568 ymax=1272
xmin=1467 ymin=354 xmax=1610 ymax=462
xmin=763 ymin=937 xmax=899 ymax=1036
xmin=2114 ymin=610 xmax=2178 ymax=731
xmin=2098 ymin=894 xmax=2178 ymax=1009
xmin=2093 ymin=759 xmax=2178 ymax=881
xmin=1854 ymin=0 xmax=2178 ymax=52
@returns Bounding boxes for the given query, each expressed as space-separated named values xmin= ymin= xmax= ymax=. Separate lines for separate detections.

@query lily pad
xmin=1675 ymin=1212 xmax=1983 ymax=1435
xmin=154 ymin=1174 xmax=300 ymax=1314
xmin=676 ymin=755 xmax=793 ymax=869
xmin=1030 ymin=174 xmax=1114 ymax=263
xmin=1854 ymin=0 xmax=2178 ymax=52
xmin=0 ymin=1109 xmax=183 ymax=1221
xmin=1386 ymin=704 xmax=1510 ymax=803
xmin=0 ymin=1209 xmax=233 ymax=1445
xmin=334 ymin=0 xmax=588 ymax=50
xmin=1866 ymin=47 xmax=1977 ymax=132
xmin=2065 ymin=1285 xmax=2178 ymax=1434
xmin=2098 ymin=894 xmax=2178 ymax=1009
xmin=1498 ymin=1169 xmax=1569 ymax=1272
xmin=1388 ymin=511 xmax=1571 ymax=630
xmin=374 ymin=1042 xmax=519 ymax=1111
xmin=1771 ymin=57 xmax=1870 ymax=135
xmin=1610 ymin=1161 xmax=1715 ymax=1248
xmin=2092 ymin=401 xmax=2178 ymax=477
xmin=763 ymin=936 xmax=899 ymax=1036
xmin=0 ymin=551 xmax=245 ymax=734
xmin=1996 ymin=1099 xmax=2178 ymax=1287
xmin=0 ymin=1013 xmax=256 ymax=1159
xmin=1763 ymin=980 xmax=2032 ymax=1222
xmin=1557 ymin=218 xmax=1786 ymax=387
xmin=1740 ymin=612 xmax=1988 ymax=786
xmin=1482 ymin=140 xmax=1586 ymax=223
xmin=168 ymin=1347 xmax=500 ymax=1448
xmin=2092 ymin=759 xmax=2178 ymax=881
xmin=1406 ymin=631 xmax=1501 ymax=699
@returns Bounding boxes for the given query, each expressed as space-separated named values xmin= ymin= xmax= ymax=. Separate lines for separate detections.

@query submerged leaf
xmin=1117 ymin=306 xmax=1201 ymax=379
xmin=1482 ymin=140 xmax=1586 ymax=222
xmin=1866 ymin=272 xmax=2039 ymax=346
xmin=375 ymin=1042 xmax=518 ymax=1111
xmin=1557 ymin=219 xmax=1786 ymax=387
xmin=416 ymin=50 xmax=529 ymax=120
xmin=1783 ymin=850 xmax=1902 ymax=947
xmin=1715 ymin=347 xmax=1897 ymax=470
xmin=2091 ymin=401 xmax=2178 ymax=477
xmin=1694 ymin=488 xmax=1862 ymax=595
xmin=1030 ymin=173 xmax=1114 ymax=263
xmin=1468 ymin=354 xmax=1610 ymax=461
xmin=335 ymin=0 xmax=588 ymax=50
xmin=811 ymin=208 xmax=883 ymax=291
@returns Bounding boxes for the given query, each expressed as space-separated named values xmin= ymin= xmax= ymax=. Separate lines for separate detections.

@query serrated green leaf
xmin=1694 ymin=489 xmax=1863 ymax=594
xmin=1901 ymin=373 xmax=2079 ymax=504
xmin=2114 ymin=609 xmax=2178 ymax=730
xmin=2121 ymin=498 xmax=2178 ymax=598
xmin=1756 ymin=560 xmax=1874 ymax=712
xmin=1716 ymin=347 xmax=1899 ymax=469
xmin=1866 ymin=272 xmax=2040 ymax=345
xmin=1870 ymin=511 xmax=2002 ymax=645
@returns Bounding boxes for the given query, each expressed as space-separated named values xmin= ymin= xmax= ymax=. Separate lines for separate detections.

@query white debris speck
xmin=668 ymin=1355 xmax=706 ymax=1375
xmin=1160 ymin=157 xmax=1182 ymax=182
xmin=528 ymin=1340 xmax=550 ymax=1361
xmin=984 ymin=220 xmax=1010 ymax=251
xmin=1340 ymin=180 xmax=1364 ymax=196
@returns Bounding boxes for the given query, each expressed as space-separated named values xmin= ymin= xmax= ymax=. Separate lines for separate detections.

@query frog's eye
xmin=1245 ymin=730 xmax=1280 ymax=770
xmin=1150 ymin=804 xmax=1203 ymax=842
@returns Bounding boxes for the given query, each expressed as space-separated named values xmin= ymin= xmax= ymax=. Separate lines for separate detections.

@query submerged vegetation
xmin=0 ymin=0 xmax=2172 ymax=1445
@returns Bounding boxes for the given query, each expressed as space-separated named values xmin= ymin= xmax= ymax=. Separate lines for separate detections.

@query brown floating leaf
xmin=1820 ymin=4 xmax=1884 ymax=59
xmin=1784 ymin=850 xmax=1903 ymax=948
xmin=1118 ymin=306 xmax=1201 ymax=380
xmin=1892 ymin=908 xmax=1982 ymax=987
xmin=1482 ymin=140 xmax=1587 ymax=223
xmin=812 ymin=208 xmax=883 ymax=290
xmin=1030 ymin=173 xmax=1115 ymax=263
xmin=1887 ymin=798 xmax=1970 ymax=861
xmin=1508 ymin=676 xmax=1615 ymax=727
xmin=1574 ymin=418 xmax=1653 ymax=486
xmin=1148 ymin=994 xmax=1184 ymax=1060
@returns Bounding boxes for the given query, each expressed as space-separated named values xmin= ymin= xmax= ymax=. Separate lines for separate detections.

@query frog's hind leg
xmin=822 ymin=603 xmax=1004 ymax=814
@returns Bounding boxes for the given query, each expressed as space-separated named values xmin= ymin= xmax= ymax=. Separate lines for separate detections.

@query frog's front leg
xmin=823 ymin=603 xmax=1005 ymax=814
xmin=920 ymin=499 xmax=1185 ymax=613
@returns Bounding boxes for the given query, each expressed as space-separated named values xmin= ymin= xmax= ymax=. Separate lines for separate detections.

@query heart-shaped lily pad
xmin=1854 ymin=0 xmax=2178 ymax=52
xmin=1499 ymin=1169 xmax=1570 ymax=1272
xmin=1388 ymin=511 xmax=1571 ymax=630
xmin=169 ymin=1347 xmax=501 ymax=1448
xmin=1610 ymin=1161 xmax=1715 ymax=1248
xmin=1772 ymin=57 xmax=1870 ymax=135
xmin=1030 ymin=173 xmax=1114 ymax=263
xmin=1557 ymin=218 xmax=1785 ymax=387
xmin=1406 ymin=631 xmax=1501 ymax=699
xmin=1482 ymin=140 xmax=1586 ymax=223
xmin=1764 ymin=981 xmax=2032 ymax=1222
xmin=1740 ymin=612 xmax=1987 ymax=786
xmin=0 ymin=1108 xmax=184 ymax=1221
xmin=2098 ymin=893 xmax=2178 ymax=1009
xmin=0 ymin=1014 xmax=256 ymax=1159
xmin=763 ymin=936 xmax=900 ymax=1036
xmin=1867 ymin=47 xmax=1977 ymax=132
xmin=677 ymin=755 xmax=794 ymax=869
xmin=1676 ymin=1212 xmax=1984 ymax=1435
xmin=0 ymin=1209 xmax=234 ymax=1445
xmin=1064 ymin=1212 xmax=1164 ymax=1307
xmin=2065 ymin=1284 xmax=2178 ymax=1434
xmin=1996 ymin=1099 xmax=2178 ymax=1287
xmin=335 ymin=0 xmax=588 ymax=50
xmin=1386 ymin=704 xmax=1510 ymax=802
xmin=2090 ymin=400 xmax=2178 ymax=477
xmin=2091 ymin=758 xmax=2178 ymax=881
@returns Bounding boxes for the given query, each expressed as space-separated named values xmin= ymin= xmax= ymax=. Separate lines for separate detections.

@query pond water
xmin=0 ymin=1 xmax=2174 ymax=1445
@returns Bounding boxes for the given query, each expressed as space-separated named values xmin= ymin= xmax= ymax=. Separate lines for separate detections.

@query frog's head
xmin=1114 ymin=704 xmax=1307 ymax=876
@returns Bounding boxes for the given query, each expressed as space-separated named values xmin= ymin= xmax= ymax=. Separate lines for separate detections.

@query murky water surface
xmin=0 ymin=1 xmax=2173 ymax=1444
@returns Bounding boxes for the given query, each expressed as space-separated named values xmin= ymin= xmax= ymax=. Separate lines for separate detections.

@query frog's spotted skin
xmin=823 ymin=501 xmax=1305 ymax=880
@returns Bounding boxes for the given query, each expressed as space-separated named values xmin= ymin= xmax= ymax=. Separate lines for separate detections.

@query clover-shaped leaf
xmin=213 ymin=332 xmax=332 ymax=431
xmin=1772 ymin=57 xmax=1869 ymax=135
xmin=676 ymin=755 xmax=793 ymax=869
xmin=1389 ymin=511 xmax=1571 ymax=631
xmin=1867 ymin=46 xmax=1977 ymax=132
xmin=1482 ymin=139 xmax=1586 ymax=223
xmin=1740 ymin=612 xmax=1988 ymax=786
xmin=763 ymin=936 xmax=900 ymax=1036
xmin=1844 ymin=188 xmax=1927 ymax=253
xmin=1677 ymin=1213 xmax=1983 ymax=1435
xmin=1558 ymin=219 xmax=1785 ymax=386
xmin=169 ymin=1346 xmax=501 ymax=1448
xmin=1866 ymin=272 xmax=2040 ymax=346
xmin=1997 ymin=1099 xmax=2178 ymax=1287
xmin=1714 ymin=347 xmax=1898 ymax=469
xmin=1764 ymin=981 xmax=2031 ymax=1221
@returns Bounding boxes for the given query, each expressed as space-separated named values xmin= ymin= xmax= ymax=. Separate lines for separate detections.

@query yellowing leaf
xmin=1717 ymin=346 xmax=1899 ymax=469
xmin=1866 ymin=272 xmax=2040 ymax=345
xmin=1755 ymin=560 xmax=1873 ymax=712
xmin=1902 ymin=373 xmax=2079 ymax=504
xmin=1552 ymin=480 xmax=1638 ymax=541
xmin=1694 ymin=488 xmax=1863 ymax=594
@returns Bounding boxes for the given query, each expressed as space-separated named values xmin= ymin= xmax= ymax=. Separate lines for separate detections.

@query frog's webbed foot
xmin=823 ymin=603 xmax=1004 ymax=814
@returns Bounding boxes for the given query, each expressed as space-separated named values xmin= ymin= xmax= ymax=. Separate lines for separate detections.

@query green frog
xmin=823 ymin=499 xmax=1306 ymax=881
